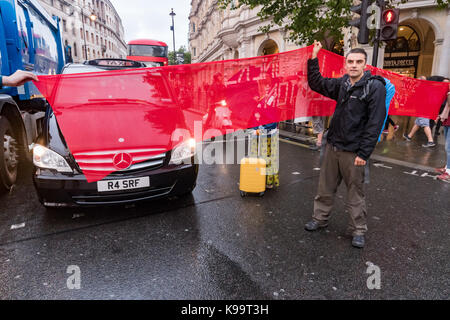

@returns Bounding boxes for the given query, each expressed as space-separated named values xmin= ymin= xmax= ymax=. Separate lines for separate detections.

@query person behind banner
xmin=382 ymin=116 xmax=399 ymax=135
xmin=250 ymin=76 xmax=280 ymax=189
xmin=304 ymin=41 xmax=387 ymax=249
xmin=431 ymin=77 xmax=450 ymax=139
xmin=203 ymin=72 xmax=227 ymax=131
xmin=402 ymin=76 xmax=436 ymax=147
xmin=249 ymin=123 xmax=279 ymax=189
xmin=312 ymin=116 xmax=325 ymax=149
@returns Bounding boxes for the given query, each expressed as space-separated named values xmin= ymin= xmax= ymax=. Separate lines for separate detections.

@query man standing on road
xmin=304 ymin=41 xmax=387 ymax=248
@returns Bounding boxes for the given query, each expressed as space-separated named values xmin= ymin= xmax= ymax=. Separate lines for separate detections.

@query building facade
xmin=38 ymin=0 xmax=127 ymax=63
xmin=189 ymin=0 xmax=450 ymax=78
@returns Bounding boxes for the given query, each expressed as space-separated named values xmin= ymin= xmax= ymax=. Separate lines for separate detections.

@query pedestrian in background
xmin=435 ymin=81 xmax=450 ymax=182
xmin=403 ymin=76 xmax=435 ymax=147
xmin=304 ymin=41 xmax=387 ymax=249
xmin=431 ymin=77 xmax=450 ymax=139
xmin=312 ymin=116 xmax=324 ymax=148
xmin=382 ymin=116 xmax=399 ymax=135
xmin=250 ymin=123 xmax=280 ymax=189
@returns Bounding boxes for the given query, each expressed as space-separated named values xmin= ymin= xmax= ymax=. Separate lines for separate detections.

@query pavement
xmin=279 ymin=122 xmax=448 ymax=172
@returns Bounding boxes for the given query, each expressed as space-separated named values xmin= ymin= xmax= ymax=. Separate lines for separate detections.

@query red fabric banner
xmin=33 ymin=46 xmax=449 ymax=182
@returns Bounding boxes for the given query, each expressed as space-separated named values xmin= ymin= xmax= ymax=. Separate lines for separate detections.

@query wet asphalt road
xmin=0 ymin=138 xmax=449 ymax=300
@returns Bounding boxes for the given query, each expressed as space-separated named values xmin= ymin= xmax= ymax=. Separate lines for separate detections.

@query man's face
xmin=345 ymin=53 xmax=367 ymax=79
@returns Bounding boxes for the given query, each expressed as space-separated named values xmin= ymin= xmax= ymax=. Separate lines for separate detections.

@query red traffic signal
xmin=380 ymin=8 xmax=400 ymax=41
xmin=383 ymin=9 xmax=396 ymax=24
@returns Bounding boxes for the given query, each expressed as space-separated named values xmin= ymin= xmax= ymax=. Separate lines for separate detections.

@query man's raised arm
xmin=307 ymin=40 xmax=341 ymax=101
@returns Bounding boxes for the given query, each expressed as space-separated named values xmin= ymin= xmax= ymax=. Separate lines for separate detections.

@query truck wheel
xmin=0 ymin=117 xmax=19 ymax=193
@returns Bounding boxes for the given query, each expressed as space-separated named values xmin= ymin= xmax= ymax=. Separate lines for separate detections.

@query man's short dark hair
xmin=346 ymin=48 xmax=367 ymax=61
xmin=428 ymin=75 xmax=447 ymax=82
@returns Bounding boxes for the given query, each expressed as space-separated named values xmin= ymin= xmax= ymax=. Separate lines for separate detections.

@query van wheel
xmin=240 ymin=191 xmax=246 ymax=197
xmin=0 ymin=117 xmax=19 ymax=193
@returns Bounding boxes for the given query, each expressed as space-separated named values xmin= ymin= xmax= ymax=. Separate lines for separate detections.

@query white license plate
xmin=97 ymin=177 xmax=150 ymax=192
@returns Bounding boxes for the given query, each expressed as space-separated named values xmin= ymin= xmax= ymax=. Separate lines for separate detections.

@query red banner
xmin=33 ymin=46 xmax=449 ymax=182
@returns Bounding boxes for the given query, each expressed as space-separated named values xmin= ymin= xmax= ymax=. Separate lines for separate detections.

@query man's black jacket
xmin=307 ymin=57 xmax=387 ymax=161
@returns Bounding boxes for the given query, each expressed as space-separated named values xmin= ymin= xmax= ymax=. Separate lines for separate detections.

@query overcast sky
xmin=109 ymin=0 xmax=191 ymax=50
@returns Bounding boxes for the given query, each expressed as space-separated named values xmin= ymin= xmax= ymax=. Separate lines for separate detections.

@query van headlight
xmin=33 ymin=145 xmax=73 ymax=173
xmin=169 ymin=138 xmax=196 ymax=165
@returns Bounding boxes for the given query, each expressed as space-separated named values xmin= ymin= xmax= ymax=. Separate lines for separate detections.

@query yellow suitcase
xmin=239 ymin=132 xmax=266 ymax=197
xmin=239 ymin=157 xmax=266 ymax=196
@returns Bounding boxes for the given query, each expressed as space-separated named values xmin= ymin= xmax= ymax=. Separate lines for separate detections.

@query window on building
xmin=96 ymin=35 xmax=99 ymax=45
xmin=73 ymin=42 xmax=77 ymax=57
xmin=192 ymin=23 xmax=195 ymax=32
xmin=331 ymin=40 xmax=344 ymax=56
xmin=193 ymin=47 xmax=196 ymax=56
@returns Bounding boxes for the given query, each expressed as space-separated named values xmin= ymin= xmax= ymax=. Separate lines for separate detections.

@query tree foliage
xmin=168 ymin=46 xmax=192 ymax=65
xmin=218 ymin=0 xmax=449 ymax=46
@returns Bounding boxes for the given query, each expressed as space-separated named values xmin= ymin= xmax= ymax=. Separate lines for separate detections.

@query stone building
xmin=38 ymin=0 xmax=127 ymax=63
xmin=189 ymin=0 xmax=450 ymax=78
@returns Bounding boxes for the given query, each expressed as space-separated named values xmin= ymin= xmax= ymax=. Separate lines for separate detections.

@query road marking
xmin=371 ymin=154 xmax=436 ymax=173
xmin=420 ymin=172 xmax=439 ymax=179
xmin=10 ymin=223 xmax=25 ymax=230
xmin=373 ymin=163 xmax=392 ymax=169
xmin=280 ymin=138 xmax=311 ymax=148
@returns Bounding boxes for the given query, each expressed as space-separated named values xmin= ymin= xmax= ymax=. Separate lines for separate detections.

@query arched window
xmin=258 ymin=39 xmax=279 ymax=56
xmin=385 ymin=25 xmax=420 ymax=54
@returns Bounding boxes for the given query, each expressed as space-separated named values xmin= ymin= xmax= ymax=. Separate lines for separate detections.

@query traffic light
xmin=380 ymin=8 xmax=400 ymax=41
xmin=349 ymin=0 xmax=371 ymax=45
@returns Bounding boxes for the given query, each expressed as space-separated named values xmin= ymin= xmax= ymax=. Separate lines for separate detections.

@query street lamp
xmin=169 ymin=8 xmax=176 ymax=64
xmin=68 ymin=5 xmax=96 ymax=61
xmin=81 ymin=11 xmax=97 ymax=60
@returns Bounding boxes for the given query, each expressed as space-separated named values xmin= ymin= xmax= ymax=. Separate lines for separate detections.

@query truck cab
xmin=0 ymin=0 xmax=64 ymax=193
